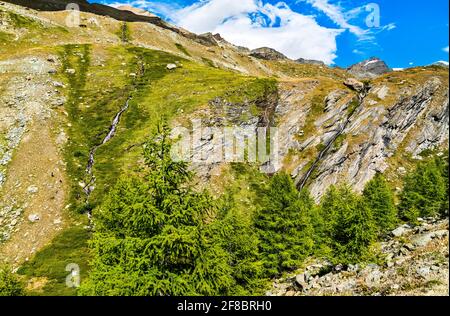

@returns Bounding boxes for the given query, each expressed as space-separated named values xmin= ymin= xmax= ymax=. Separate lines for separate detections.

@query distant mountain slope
xmin=0 ymin=0 xmax=448 ymax=296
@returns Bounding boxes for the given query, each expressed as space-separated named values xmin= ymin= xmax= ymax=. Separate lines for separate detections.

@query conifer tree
xmin=399 ymin=157 xmax=447 ymax=220
xmin=214 ymin=192 xmax=264 ymax=295
xmin=436 ymin=153 xmax=449 ymax=216
xmin=0 ymin=265 xmax=25 ymax=296
xmin=320 ymin=185 xmax=376 ymax=264
xmin=255 ymin=173 xmax=314 ymax=277
xmin=363 ymin=173 xmax=398 ymax=235
xmin=79 ymin=122 xmax=233 ymax=296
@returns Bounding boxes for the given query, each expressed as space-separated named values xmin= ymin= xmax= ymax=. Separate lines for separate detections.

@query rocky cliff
xmin=0 ymin=0 xmax=448 ymax=295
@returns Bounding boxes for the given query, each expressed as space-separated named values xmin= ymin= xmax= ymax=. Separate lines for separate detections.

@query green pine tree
xmin=399 ymin=157 xmax=447 ymax=220
xmin=0 ymin=265 xmax=25 ymax=296
xmin=320 ymin=185 xmax=376 ymax=264
xmin=214 ymin=192 xmax=265 ymax=295
xmin=435 ymin=152 xmax=449 ymax=216
xmin=255 ymin=173 xmax=314 ymax=277
xmin=362 ymin=173 xmax=398 ymax=235
xmin=79 ymin=122 xmax=233 ymax=296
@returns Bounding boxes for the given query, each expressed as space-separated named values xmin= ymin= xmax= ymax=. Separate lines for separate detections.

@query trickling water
xmin=83 ymin=98 xmax=131 ymax=222
xmin=297 ymin=87 xmax=370 ymax=191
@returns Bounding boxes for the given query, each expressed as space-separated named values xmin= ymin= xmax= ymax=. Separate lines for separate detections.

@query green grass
xmin=225 ymin=77 xmax=277 ymax=105
xmin=6 ymin=11 xmax=40 ymax=28
xmin=19 ymin=45 xmax=278 ymax=296
xmin=18 ymin=226 xmax=91 ymax=296
xmin=0 ymin=8 xmax=68 ymax=57
xmin=332 ymin=133 xmax=347 ymax=152
xmin=116 ymin=22 xmax=132 ymax=43
xmin=59 ymin=44 xmax=276 ymax=214
xmin=222 ymin=163 xmax=269 ymax=222
xmin=201 ymin=57 xmax=216 ymax=68
xmin=58 ymin=44 xmax=95 ymax=213
xmin=298 ymin=93 xmax=326 ymax=142
xmin=0 ymin=31 xmax=13 ymax=43
xmin=175 ymin=43 xmax=191 ymax=57
xmin=347 ymin=97 xmax=360 ymax=116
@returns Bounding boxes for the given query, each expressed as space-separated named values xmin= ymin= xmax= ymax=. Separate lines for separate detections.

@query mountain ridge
xmin=0 ymin=0 xmax=448 ymax=296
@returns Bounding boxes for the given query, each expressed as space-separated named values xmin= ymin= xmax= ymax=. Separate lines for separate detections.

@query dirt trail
xmin=0 ymin=121 xmax=67 ymax=266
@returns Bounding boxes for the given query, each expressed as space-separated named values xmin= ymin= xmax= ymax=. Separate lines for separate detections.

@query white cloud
xmin=444 ymin=46 xmax=449 ymax=53
xmin=300 ymin=0 xmax=396 ymax=41
xmin=104 ymin=0 xmax=396 ymax=65
xmin=170 ymin=0 xmax=343 ymax=65
xmin=301 ymin=0 xmax=367 ymax=38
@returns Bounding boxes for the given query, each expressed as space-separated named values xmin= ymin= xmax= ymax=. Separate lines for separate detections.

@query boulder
xmin=27 ymin=185 xmax=39 ymax=194
xmin=166 ymin=63 xmax=177 ymax=70
xmin=295 ymin=273 xmax=308 ymax=289
xmin=392 ymin=224 xmax=411 ymax=237
xmin=412 ymin=232 xmax=434 ymax=247
xmin=344 ymin=78 xmax=365 ymax=92
xmin=28 ymin=214 xmax=40 ymax=222
xmin=249 ymin=47 xmax=288 ymax=61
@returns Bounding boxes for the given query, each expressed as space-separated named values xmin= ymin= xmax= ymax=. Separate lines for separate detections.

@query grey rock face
xmin=431 ymin=61 xmax=449 ymax=68
xmin=250 ymin=47 xmax=288 ymax=61
xmin=296 ymin=58 xmax=325 ymax=66
xmin=269 ymin=218 xmax=449 ymax=296
xmin=298 ymin=78 xmax=447 ymax=200
xmin=195 ymin=32 xmax=224 ymax=46
xmin=348 ymin=57 xmax=391 ymax=79
xmin=392 ymin=224 xmax=411 ymax=237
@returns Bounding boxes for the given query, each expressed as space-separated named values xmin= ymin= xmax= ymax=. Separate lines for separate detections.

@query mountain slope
xmin=0 ymin=1 xmax=448 ymax=296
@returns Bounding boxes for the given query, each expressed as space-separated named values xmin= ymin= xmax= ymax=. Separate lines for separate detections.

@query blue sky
xmin=97 ymin=0 xmax=449 ymax=68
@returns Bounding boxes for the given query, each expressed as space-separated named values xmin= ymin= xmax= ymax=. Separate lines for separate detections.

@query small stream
xmin=83 ymin=97 xmax=131 ymax=222
xmin=296 ymin=87 xmax=369 ymax=191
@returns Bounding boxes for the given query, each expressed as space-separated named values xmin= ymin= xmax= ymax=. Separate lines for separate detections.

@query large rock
xmin=250 ymin=47 xmax=288 ymax=61
xmin=296 ymin=58 xmax=325 ymax=66
xmin=412 ymin=232 xmax=434 ymax=247
xmin=166 ymin=63 xmax=177 ymax=70
xmin=344 ymin=78 xmax=365 ymax=92
xmin=195 ymin=32 xmax=224 ymax=46
xmin=348 ymin=57 xmax=391 ymax=78
xmin=392 ymin=224 xmax=411 ymax=237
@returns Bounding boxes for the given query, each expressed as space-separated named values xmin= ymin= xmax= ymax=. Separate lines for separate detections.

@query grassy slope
xmin=2 ymin=4 xmax=447 ymax=296
xmin=0 ymin=4 xmax=280 ymax=294
xmin=16 ymin=40 xmax=278 ymax=294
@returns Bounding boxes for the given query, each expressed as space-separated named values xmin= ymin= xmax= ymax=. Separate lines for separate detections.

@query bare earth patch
xmin=0 ymin=120 xmax=67 ymax=266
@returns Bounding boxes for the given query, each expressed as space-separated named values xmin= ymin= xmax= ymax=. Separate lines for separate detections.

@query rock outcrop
xmin=182 ymin=71 xmax=448 ymax=201
xmin=296 ymin=58 xmax=325 ymax=66
xmin=431 ymin=61 xmax=449 ymax=68
xmin=250 ymin=47 xmax=288 ymax=61
xmin=274 ymin=76 xmax=448 ymax=200
xmin=348 ymin=57 xmax=391 ymax=78
xmin=268 ymin=218 xmax=449 ymax=296
xmin=194 ymin=32 xmax=224 ymax=47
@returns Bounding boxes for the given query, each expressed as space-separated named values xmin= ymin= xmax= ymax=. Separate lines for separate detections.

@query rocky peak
xmin=348 ymin=57 xmax=391 ymax=78
xmin=296 ymin=58 xmax=325 ymax=66
xmin=194 ymin=32 xmax=227 ymax=47
xmin=249 ymin=47 xmax=288 ymax=61
xmin=431 ymin=61 xmax=449 ymax=68
xmin=116 ymin=5 xmax=157 ymax=18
